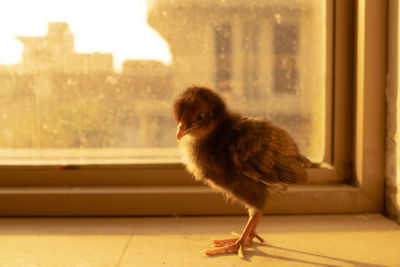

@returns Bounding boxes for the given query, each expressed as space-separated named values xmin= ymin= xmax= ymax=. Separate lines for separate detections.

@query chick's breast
xmin=181 ymin=115 xmax=271 ymax=210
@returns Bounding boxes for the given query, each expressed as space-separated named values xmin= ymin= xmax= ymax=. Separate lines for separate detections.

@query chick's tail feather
xmin=298 ymin=154 xmax=312 ymax=168
xmin=274 ymin=156 xmax=310 ymax=184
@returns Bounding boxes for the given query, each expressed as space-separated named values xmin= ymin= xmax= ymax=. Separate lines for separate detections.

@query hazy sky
xmin=0 ymin=0 xmax=171 ymax=70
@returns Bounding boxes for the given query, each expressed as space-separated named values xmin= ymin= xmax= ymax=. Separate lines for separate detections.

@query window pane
xmin=0 ymin=0 xmax=326 ymax=165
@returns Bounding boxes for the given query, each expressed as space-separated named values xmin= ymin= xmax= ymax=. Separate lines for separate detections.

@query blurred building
xmin=0 ymin=22 xmax=175 ymax=149
xmin=147 ymin=0 xmax=324 ymax=112
xmin=12 ymin=22 xmax=113 ymax=100
xmin=0 ymin=1 xmax=326 ymax=157
xmin=117 ymin=60 xmax=174 ymax=147
xmin=122 ymin=60 xmax=171 ymax=99
xmin=16 ymin=22 xmax=113 ymax=74
xmin=147 ymin=0 xmax=326 ymax=158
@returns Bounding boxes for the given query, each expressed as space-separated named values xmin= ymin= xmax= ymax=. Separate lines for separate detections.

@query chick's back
xmin=187 ymin=114 xmax=310 ymax=210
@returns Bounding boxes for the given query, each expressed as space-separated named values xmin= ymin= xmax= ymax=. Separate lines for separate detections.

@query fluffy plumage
xmin=174 ymin=86 xmax=311 ymax=258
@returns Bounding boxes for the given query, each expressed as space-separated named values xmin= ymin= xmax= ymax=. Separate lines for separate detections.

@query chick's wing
xmin=229 ymin=118 xmax=308 ymax=185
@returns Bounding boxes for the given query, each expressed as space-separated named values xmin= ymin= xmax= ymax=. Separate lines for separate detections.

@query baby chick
xmin=174 ymin=86 xmax=311 ymax=259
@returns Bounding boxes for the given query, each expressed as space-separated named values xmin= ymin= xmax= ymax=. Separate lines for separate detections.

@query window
xmin=0 ymin=0 xmax=386 ymax=216
xmin=242 ymin=22 xmax=260 ymax=100
xmin=273 ymin=24 xmax=299 ymax=94
xmin=1 ymin=0 xmax=324 ymax=163
xmin=215 ymin=23 xmax=233 ymax=92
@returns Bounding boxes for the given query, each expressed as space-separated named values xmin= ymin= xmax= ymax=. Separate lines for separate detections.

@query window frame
xmin=0 ymin=0 xmax=386 ymax=216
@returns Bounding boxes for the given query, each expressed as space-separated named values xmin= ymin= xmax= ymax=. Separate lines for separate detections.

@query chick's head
xmin=174 ymin=86 xmax=227 ymax=140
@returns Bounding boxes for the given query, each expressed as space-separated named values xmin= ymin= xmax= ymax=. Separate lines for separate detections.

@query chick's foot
xmin=205 ymin=240 xmax=245 ymax=258
xmin=212 ymin=231 xmax=264 ymax=247
xmin=213 ymin=238 xmax=239 ymax=247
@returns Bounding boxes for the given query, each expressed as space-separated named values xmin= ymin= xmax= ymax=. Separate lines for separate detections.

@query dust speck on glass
xmin=0 ymin=0 xmax=325 ymax=165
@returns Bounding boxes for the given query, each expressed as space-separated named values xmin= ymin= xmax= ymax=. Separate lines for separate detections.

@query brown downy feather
xmin=174 ymin=86 xmax=312 ymax=211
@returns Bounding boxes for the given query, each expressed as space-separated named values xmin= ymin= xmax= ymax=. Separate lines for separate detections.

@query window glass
xmin=0 ymin=0 xmax=326 ymax=164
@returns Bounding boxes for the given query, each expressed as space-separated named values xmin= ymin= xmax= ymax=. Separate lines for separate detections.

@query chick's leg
xmin=205 ymin=210 xmax=263 ymax=258
xmin=246 ymin=212 xmax=264 ymax=245
xmin=212 ymin=217 xmax=264 ymax=246
xmin=212 ymin=210 xmax=264 ymax=246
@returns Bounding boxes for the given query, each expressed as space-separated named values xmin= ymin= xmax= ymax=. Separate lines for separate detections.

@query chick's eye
xmin=196 ymin=113 xmax=206 ymax=122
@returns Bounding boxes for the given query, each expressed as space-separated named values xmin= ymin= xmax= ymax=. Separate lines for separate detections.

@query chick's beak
xmin=176 ymin=123 xmax=189 ymax=140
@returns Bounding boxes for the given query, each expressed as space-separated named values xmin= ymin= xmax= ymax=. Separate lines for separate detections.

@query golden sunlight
xmin=0 ymin=0 xmax=326 ymax=164
xmin=0 ymin=0 xmax=171 ymax=70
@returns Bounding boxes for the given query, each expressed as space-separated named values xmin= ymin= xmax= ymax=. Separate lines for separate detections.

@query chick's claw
xmin=205 ymin=241 xmax=243 ymax=258
xmin=213 ymin=238 xmax=238 ymax=247
xmin=252 ymin=232 xmax=264 ymax=243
